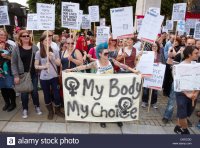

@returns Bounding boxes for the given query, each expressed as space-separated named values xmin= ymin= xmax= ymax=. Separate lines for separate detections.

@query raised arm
xmin=64 ymin=61 xmax=97 ymax=72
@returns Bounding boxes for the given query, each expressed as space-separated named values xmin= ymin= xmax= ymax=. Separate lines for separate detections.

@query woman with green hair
xmin=64 ymin=42 xmax=139 ymax=128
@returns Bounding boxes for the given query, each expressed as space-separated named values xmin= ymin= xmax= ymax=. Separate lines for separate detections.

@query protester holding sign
xmin=141 ymin=41 xmax=161 ymax=109
xmin=174 ymin=46 xmax=200 ymax=134
xmin=11 ymin=30 xmax=42 ymax=119
xmin=35 ymin=34 xmax=64 ymax=120
xmin=0 ymin=28 xmax=16 ymax=112
xmin=64 ymin=42 xmax=139 ymax=128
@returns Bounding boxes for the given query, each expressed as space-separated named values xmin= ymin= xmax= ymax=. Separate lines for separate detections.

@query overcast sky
xmin=8 ymin=0 xmax=28 ymax=7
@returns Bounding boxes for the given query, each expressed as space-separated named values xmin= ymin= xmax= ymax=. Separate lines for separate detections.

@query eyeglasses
xmin=21 ymin=35 xmax=30 ymax=38
xmin=67 ymin=42 xmax=74 ymax=45
xmin=103 ymin=52 xmax=109 ymax=56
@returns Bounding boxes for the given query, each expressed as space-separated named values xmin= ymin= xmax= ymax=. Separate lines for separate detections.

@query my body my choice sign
xmin=62 ymin=72 xmax=142 ymax=122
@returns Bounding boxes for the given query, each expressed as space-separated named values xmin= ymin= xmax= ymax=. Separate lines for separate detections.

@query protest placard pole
xmin=46 ymin=30 xmax=50 ymax=73
xmin=147 ymin=88 xmax=153 ymax=113
xmin=31 ymin=30 xmax=35 ymax=44
xmin=68 ymin=29 xmax=72 ymax=68
xmin=94 ymin=22 xmax=96 ymax=37
xmin=122 ymin=39 xmax=126 ymax=64
xmin=3 ymin=25 xmax=6 ymax=31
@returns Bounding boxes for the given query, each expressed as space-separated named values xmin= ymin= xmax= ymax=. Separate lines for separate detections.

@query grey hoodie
xmin=11 ymin=45 xmax=39 ymax=77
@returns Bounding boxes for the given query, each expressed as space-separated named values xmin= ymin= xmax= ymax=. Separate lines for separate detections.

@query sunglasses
xmin=67 ymin=42 xmax=74 ymax=45
xmin=21 ymin=35 xmax=30 ymax=38
xmin=103 ymin=52 xmax=109 ymax=56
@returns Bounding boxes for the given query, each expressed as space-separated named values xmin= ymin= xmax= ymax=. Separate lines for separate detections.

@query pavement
xmin=0 ymin=91 xmax=200 ymax=134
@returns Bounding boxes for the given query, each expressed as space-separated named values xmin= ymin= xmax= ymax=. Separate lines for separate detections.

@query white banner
xmin=26 ymin=14 xmax=38 ymax=30
xmin=77 ymin=10 xmax=83 ymax=30
xmin=88 ymin=5 xmax=99 ymax=22
xmin=143 ymin=63 xmax=166 ymax=90
xmin=138 ymin=11 xmax=164 ymax=43
xmin=81 ymin=15 xmax=91 ymax=30
xmin=37 ymin=3 xmax=55 ymax=30
xmin=61 ymin=2 xmax=79 ymax=30
xmin=100 ymin=18 xmax=106 ymax=26
xmin=177 ymin=20 xmax=185 ymax=32
xmin=166 ymin=20 xmax=173 ymax=31
xmin=136 ymin=51 xmax=154 ymax=76
xmin=0 ymin=6 xmax=10 ymax=25
xmin=194 ymin=22 xmax=200 ymax=40
xmin=96 ymin=26 xmax=110 ymax=45
xmin=174 ymin=63 xmax=200 ymax=92
xmin=62 ymin=72 xmax=142 ymax=122
xmin=172 ymin=3 xmax=187 ymax=21
xmin=110 ymin=6 xmax=133 ymax=39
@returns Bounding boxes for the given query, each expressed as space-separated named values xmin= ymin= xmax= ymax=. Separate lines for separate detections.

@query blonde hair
xmin=17 ymin=30 xmax=33 ymax=46
xmin=0 ymin=28 xmax=8 ymax=40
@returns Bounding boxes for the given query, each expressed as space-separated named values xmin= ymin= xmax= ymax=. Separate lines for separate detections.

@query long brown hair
xmin=17 ymin=30 xmax=33 ymax=46
xmin=40 ymin=34 xmax=53 ymax=58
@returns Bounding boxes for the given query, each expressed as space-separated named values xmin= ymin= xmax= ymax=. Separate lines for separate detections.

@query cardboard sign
xmin=61 ymin=2 xmax=80 ymax=30
xmin=194 ymin=22 xmax=200 ymax=40
xmin=0 ymin=6 xmax=10 ymax=25
xmin=88 ymin=6 xmax=100 ymax=22
xmin=62 ymin=72 xmax=142 ymax=122
xmin=26 ymin=13 xmax=38 ymax=30
xmin=174 ymin=63 xmax=200 ymax=92
xmin=37 ymin=3 xmax=55 ymax=30
xmin=100 ymin=18 xmax=106 ymax=26
xmin=172 ymin=3 xmax=187 ymax=21
xmin=143 ymin=64 xmax=166 ymax=90
xmin=136 ymin=51 xmax=154 ymax=76
xmin=81 ymin=15 xmax=91 ymax=30
xmin=96 ymin=26 xmax=110 ymax=45
xmin=110 ymin=6 xmax=134 ymax=39
xmin=77 ymin=10 xmax=83 ymax=30
xmin=138 ymin=11 xmax=164 ymax=43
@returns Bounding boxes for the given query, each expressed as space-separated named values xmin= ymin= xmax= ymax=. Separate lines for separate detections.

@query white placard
xmin=162 ymin=26 xmax=168 ymax=33
xmin=81 ymin=14 xmax=91 ymax=30
xmin=96 ymin=26 xmax=110 ymax=45
xmin=62 ymin=72 xmax=142 ymax=122
xmin=172 ymin=3 xmax=187 ymax=21
xmin=137 ymin=18 xmax=143 ymax=32
xmin=177 ymin=20 xmax=185 ymax=32
xmin=26 ymin=14 xmax=38 ymax=30
xmin=14 ymin=16 xmax=18 ymax=26
xmin=0 ymin=6 xmax=10 ymax=25
xmin=174 ymin=63 xmax=200 ymax=92
xmin=77 ymin=10 xmax=83 ymax=30
xmin=148 ymin=7 xmax=160 ymax=15
xmin=194 ymin=22 xmax=200 ymax=40
xmin=100 ymin=18 xmax=106 ymax=26
xmin=185 ymin=19 xmax=200 ymax=35
xmin=136 ymin=51 xmax=154 ymax=76
xmin=166 ymin=20 xmax=173 ymax=30
xmin=143 ymin=63 xmax=166 ymax=90
xmin=110 ymin=6 xmax=134 ymax=39
xmin=138 ymin=11 xmax=164 ymax=43
xmin=37 ymin=3 xmax=55 ymax=30
xmin=88 ymin=5 xmax=99 ymax=22
xmin=61 ymin=2 xmax=80 ymax=30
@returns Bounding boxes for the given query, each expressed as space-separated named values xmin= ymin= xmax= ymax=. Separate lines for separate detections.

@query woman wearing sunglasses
xmin=64 ymin=42 xmax=139 ymax=128
xmin=11 ymin=30 xmax=42 ymax=119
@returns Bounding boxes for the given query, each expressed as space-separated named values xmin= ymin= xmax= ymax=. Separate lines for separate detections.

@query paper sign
xmin=100 ymin=18 xmax=106 ymax=26
xmin=136 ymin=51 xmax=154 ymax=76
xmin=62 ymin=72 xmax=142 ymax=122
xmin=26 ymin=13 xmax=38 ymax=30
xmin=166 ymin=20 xmax=173 ymax=30
xmin=138 ymin=11 xmax=164 ymax=43
xmin=88 ymin=6 xmax=100 ymax=22
xmin=177 ymin=20 xmax=185 ymax=32
xmin=185 ymin=19 xmax=200 ymax=35
xmin=110 ymin=6 xmax=134 ymax=39
xmin=148 ymin=7 xmax=160 ymax=15
xmin=194 ymin=22 xmax=200 ymax=40
xmin=37 ymin=3 xmax=55 ymax=30
xmin=172 ymin=3 xmax=187 ymax=21
xmin=61 ymin=2 xmax=80 ymax=30
xmin=77 ymin=10 xmax=83 ymax=30
xmin=174 ymin=63 xmax=200 ymax=91
xmin=0 ymin=6 xmax=10 ymax=25
xmin=137 ymin=18 xmax=143 ymax=32
xmin=81 ymin=15 xmax=91 ymax=30
xmin=96 ymin=26 xmax=110 ymax=45
xmin=143 ymin=64 xmax=166 ymax=90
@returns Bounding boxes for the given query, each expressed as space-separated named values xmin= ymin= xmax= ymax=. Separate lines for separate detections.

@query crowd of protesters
xmin=0 ymin=26 xmax=200 ymax=134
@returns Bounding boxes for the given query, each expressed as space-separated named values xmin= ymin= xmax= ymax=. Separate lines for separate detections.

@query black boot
xmin=2 ymin=103 xmax=10 ymax=111
xmin=1 ymin=88 xmax=11 ymax=111
xmin=181 ymin=128 xmax=190 ymax=134
xmin=117 ymin=122 xmax=123 ymax=127
xmin=55 ymin=106 xmax=65 ymax=118
xmin=7 ymin=89 xmax=16 ymax=112
xmin=46 ymin=103 xmax=54 ymax=120
xmin=100 ymin=122 xmax=106 ymax=128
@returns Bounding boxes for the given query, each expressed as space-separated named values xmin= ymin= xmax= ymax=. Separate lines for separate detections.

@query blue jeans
xmin=40 ymin=77 xmax=61 ymax=106
xmin=163 ymin=82 xmax=176 ymax=119
xmin=21 ymin=73 xmax=40 ymax=110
